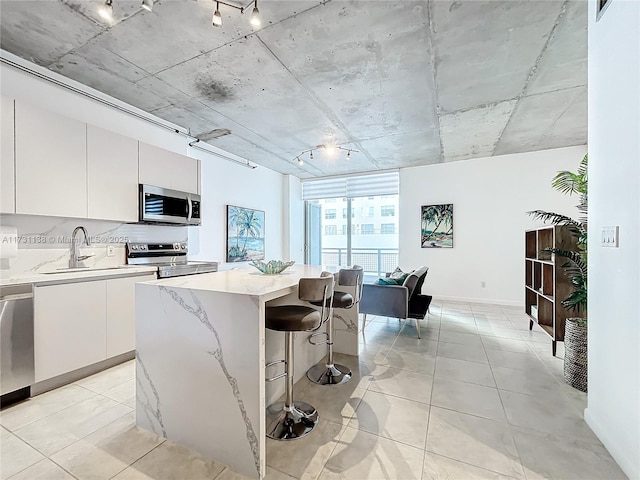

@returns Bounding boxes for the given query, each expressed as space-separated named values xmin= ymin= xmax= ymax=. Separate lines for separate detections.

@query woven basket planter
xmin=564 ymin=317 xmax=588 ymax=392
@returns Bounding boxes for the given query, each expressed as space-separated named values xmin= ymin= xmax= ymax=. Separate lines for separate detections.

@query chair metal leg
xmin=415 ymin=318 xmax=421 ymax=339
xmin=266 ymin=331 xmax=318 ymax=440
xmin=307 ymin=312 xmax=352 ymax=386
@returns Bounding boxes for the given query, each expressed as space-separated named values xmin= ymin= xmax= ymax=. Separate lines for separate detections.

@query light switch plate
xmin=107 ymin=245 xmax=115 ymax=257
xmin=601 ymin=226 xmax=619 ymax=247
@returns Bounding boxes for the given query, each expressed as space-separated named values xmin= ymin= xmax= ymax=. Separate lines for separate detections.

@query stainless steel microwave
xmin=139 ymin=185 xmax=201 ymax=225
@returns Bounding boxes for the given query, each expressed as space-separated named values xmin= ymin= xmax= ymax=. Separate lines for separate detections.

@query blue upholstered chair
xmin=359 ymin=266 xmax=432 ymax=338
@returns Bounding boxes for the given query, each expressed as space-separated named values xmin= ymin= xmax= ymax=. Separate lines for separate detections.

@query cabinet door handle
xmin=187 ymin=195 xmax=193 ymax=222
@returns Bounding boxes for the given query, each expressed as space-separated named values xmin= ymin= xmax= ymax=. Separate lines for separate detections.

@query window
xmin=342 ymin=208 xmax=354 ymax=219
xmin=381 ymin=205 xmax=395 ymax=217
xmin=325 ymin=209 xmax=336 ymax=220
xmin=363 ymin=206 xmax=374 ymax=217
xmin=361 ymin=224 xmax=374 ymax=234
xmin=381 ymin=223 xmax=395 ymax=234
xmin=342 ymin=225 xmax=347 ymax=235
xmin=325 ymin=225 xmax=337 ymax=235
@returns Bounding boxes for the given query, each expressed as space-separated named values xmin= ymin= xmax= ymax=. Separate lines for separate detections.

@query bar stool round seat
xmin=265 ymin=273 xmax=334 ymax=441
xmin=306 ymin=266 xmax=363 ymax=386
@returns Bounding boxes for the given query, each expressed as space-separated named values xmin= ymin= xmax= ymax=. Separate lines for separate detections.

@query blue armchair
xmin=360 ymin=266 xmax=432 ymax=338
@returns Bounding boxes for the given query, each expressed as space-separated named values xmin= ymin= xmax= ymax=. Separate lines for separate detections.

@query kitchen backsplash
xmin=0 ymin=214 xmax=187 ymax=275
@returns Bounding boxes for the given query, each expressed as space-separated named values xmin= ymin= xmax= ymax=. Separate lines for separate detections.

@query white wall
xmin=399 ymin=146 xmax=586 ymax=305
xmin=585 ymin=1 xmax=640 ymax=478
xmin=283 ymin=175 xmax=304 ymax=263
xmin=188 ymin=151 xmax=285 ymax=265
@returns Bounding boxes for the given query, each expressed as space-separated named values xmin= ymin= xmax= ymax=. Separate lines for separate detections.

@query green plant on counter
xmin=528 ymin=154 xmax=588 ymax=324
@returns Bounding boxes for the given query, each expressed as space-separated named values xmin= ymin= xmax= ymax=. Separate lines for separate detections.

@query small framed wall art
xmin=226 ymin=205 xmax=265 ymax=262
xmin=421 ymin=204 xmax=453 ymax=248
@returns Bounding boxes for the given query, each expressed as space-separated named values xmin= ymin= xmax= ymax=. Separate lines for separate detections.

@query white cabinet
xmin=139 ymin=142 xmax=199 ymax=194
xmin=34 ymin=281 xmax=107 ymax=382
xmin=1 ymin=97 xmax=15 ymax=213
xmin=106 ymin=274 xmax=155 ymax=357
xmin=15 ymin=102 xmax=87 ymax=218
xmin=87 ymin=125 xmax=138 ymax=222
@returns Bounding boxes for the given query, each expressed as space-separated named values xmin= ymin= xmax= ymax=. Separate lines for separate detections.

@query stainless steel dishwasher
xmin=0 ymin=284 xmax=34 ymax=406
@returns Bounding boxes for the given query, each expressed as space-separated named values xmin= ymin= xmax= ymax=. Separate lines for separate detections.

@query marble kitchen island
xmin=134 ymin=265 xmax=360 ymax=479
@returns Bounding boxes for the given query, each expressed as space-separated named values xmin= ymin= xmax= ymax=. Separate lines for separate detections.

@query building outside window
xmin=381 ymin=223 xmax=395 ymax=234
xmin=325 ymin=209 xmax=336 ymax=219
xmin=325 ymin=225 xmax=337 ymax=235
xmin=342 ymin=225 xmax=347 ymax=235
xmin=361 ymin=224 xmax=374 ymax=234
xmin=381 ymin=205 xmax=395 ymax=217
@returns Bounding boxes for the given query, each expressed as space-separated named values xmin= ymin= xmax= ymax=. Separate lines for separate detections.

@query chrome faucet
xmin=69 ymin=226 xmax=92 ymax=268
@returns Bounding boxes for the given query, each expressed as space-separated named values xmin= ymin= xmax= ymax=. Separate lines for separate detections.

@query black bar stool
xmin=265 ymin=272 xmax=334 ymax=440
xmin=307 ymin=265 xmax=363 ymax=386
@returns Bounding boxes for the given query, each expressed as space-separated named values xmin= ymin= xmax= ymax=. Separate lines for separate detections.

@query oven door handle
xmin=187 ymin=195 xmax=193 ymax=222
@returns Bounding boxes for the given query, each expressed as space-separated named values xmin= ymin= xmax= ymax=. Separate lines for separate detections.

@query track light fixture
xmin=141 ymin=0 xmax=153 ymax=12
xmin=97 ymin=0 xmax=113 ymax=21
xmin=212 ymin=1 xmax=223 ymax=27
xmin=211 ymin=0 xmax=261 ymax=28
xmin=292 ymin=145 xmax=359 ymax=167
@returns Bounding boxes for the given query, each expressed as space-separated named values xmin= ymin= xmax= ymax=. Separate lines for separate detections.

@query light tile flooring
xmin=0 ymin=300 xmax=628 ymax=480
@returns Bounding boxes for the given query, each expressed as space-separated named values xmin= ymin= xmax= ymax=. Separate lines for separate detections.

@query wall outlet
xmin=107 ymin=245 xmax=115 ymax=257
xmin=601 ymin=226 xmax=620 ymax=247
xmin=481 ymin=281 xmax=486 ymax=288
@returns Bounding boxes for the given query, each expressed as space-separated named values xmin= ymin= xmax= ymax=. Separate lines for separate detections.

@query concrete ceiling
xmin=0 ymin=0 xmax=587 ymax=178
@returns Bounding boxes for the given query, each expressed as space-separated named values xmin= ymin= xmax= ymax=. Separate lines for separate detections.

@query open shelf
xmin=524 ymin=225 xmax=582 ymax=356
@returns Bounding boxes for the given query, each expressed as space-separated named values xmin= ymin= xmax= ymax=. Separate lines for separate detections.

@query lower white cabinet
xmin=34 ymin=273 xmax=156 ymax=383
xmin=106 ymin=274 xmax=156 ymax=357
xmin=34 ymin=280 xmax=107 ymax=382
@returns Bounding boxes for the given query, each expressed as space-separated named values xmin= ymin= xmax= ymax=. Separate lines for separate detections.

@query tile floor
xmin=0 ymin=300 xmax=628 ymax=480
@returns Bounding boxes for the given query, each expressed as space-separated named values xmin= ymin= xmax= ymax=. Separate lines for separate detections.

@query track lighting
xmin=141 ymin=0 xmax=153 ymax=12
xmin=210 ymin=0 xmax=261 ymax=29
xmin=292 ymin=145 xmax=359 ymax=167
xmin=250 ymin=0 xmax=261 ymax=27
xmin=97 ymin=0 xmax=113 ymax=21
xmin=212 ymin=2 xmax=223 ymax=27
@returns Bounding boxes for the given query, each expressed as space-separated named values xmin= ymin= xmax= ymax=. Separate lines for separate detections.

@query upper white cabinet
xmin=106 ymin=274 xmax=156 ymax=357
xmin=15 ymin=102 xmax=87 ymax=218
xmin=87 ymin=125 xmax=138 ymax=222
xmin=34 ymin=280 xmax=107 ymax=382
xmin=139 ymin=142 xmax=199 ymax=194
xmin=1 ymin=97 xmax=15 ymax=213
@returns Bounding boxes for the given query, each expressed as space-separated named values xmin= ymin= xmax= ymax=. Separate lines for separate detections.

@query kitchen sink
xmin=42 ymin=266 xmax=123 ymax=274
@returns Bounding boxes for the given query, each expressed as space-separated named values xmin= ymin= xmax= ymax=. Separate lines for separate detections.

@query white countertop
xmin=140 ymin=264 xmax=328 ymax=298
xmin=0 ymin=266 xmax=158 ymax=287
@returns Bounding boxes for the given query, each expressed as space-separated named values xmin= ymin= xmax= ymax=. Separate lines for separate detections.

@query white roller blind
xmin=302 ymin=171 xmax=399 ymax=200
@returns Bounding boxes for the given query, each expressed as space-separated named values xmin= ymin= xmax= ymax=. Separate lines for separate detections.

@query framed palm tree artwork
xmin=226 ymin=205 xmax=265 ymax=262
xmin=421 ymin=204 xmax=453 ymax=248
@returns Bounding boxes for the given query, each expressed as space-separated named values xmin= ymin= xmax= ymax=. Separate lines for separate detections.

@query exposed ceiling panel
xmin=0 ymin=0 xmax=587 ymax=178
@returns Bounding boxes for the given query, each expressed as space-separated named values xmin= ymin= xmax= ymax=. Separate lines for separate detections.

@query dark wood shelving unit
xmin=524 ymin=225 xmax=578 ymax=356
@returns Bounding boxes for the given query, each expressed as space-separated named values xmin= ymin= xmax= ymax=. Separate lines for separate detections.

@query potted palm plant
xmin=528 ymin=154 xmax=588 ymax=392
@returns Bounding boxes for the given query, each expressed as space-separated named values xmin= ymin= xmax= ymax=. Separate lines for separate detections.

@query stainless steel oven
xmin=126 ymin=243 xmax=218 ymax=278
xmin=139 ymin=184 xmax=201 ymax=225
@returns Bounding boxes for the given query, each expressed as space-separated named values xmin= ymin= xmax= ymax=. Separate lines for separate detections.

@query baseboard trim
xmin=584 ymin=407 xmax=639 ymax=479
xmin=432 ymin=295 xmax=522 ymax=307
xmin=32 ymin=351 xmax=135 ymax=396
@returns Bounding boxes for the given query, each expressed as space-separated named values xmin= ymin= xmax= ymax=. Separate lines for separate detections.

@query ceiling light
xmin=97 ymin=0 xmax=113 ymax=21
xmin=141 ymin=0 xmax=153 ymax=12
xmin=212 ymin=2 xmax=223 ymax=27
xmin=323 ymin=145 xmax=337 ymax=158
xmin=250 ymin=0 xmax=261 ymax=27
xmin=292 ymin=145 xmax=359 ymax=166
